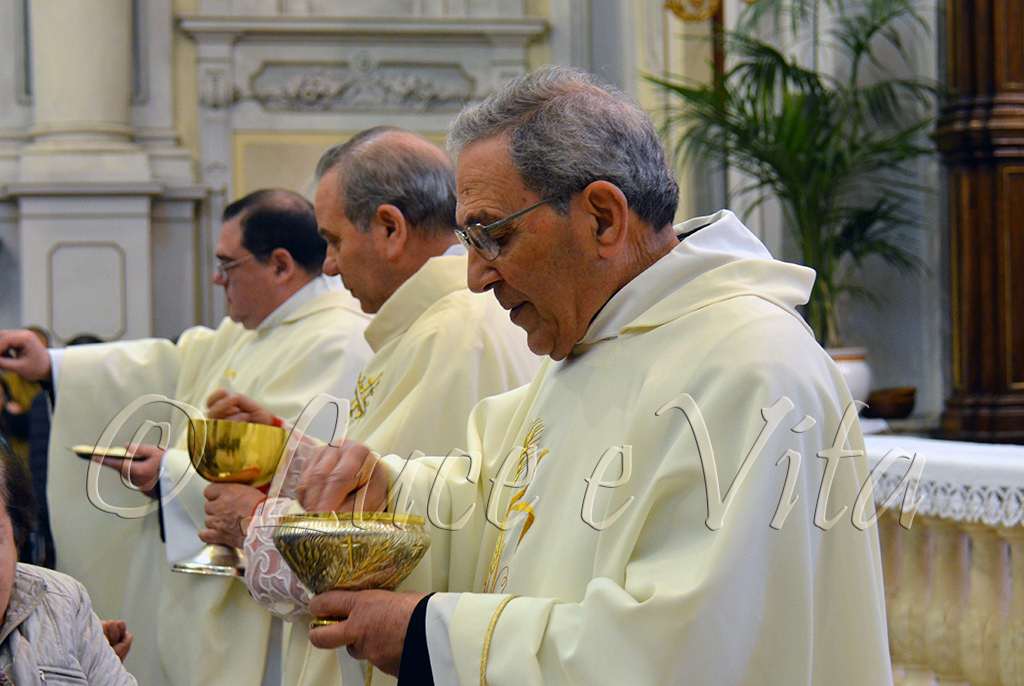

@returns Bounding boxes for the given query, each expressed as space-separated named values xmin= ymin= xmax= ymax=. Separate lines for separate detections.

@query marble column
xmin=17 ymin=0 xmax=150 ymax=182
xmin=10 ymin=0 xmax=156 ymax=341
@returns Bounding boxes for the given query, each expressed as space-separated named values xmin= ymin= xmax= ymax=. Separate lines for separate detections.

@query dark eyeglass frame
xmin=454 ymin=197 xmax=557 ymax=261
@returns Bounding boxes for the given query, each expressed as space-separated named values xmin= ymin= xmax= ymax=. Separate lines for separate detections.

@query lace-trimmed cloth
xmin=866 ymin=435 xmax=1024 ymax=526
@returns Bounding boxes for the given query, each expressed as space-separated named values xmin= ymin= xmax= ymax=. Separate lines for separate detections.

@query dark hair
xmin=222 ymin=189 xmax=326 ymax=274
xmin=0 ymin=436 xmax=36 ymax=552
xmin=315 ymin=126 xmax=457 ymax=236
xmin=67 ymin=334 xmax=103 ymax=346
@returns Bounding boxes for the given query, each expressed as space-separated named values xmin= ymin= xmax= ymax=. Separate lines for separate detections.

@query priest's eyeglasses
xmin=214 ymin=254 xmax=255 ymax=281
xmin=454 ymin=197 xmax=555 ymax=261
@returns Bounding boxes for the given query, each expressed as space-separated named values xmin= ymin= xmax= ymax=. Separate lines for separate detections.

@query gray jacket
xmin=0 ymin=564 xmax=136 ymax=685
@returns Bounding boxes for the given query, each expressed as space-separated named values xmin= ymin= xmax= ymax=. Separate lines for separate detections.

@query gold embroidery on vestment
xmin=349 ymin=372 xmax=382 ymax=420
xmin=482 ymin=419 xmax=548 ymax=593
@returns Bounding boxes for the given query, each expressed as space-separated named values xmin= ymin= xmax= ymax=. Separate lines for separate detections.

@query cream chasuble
xmin=243 ymin=255 xmax=540 ymax=686
xmin=46 ymin=278 xmax=372 ymax=686
xmin=376 ymin=211 xmax=892 ymax=686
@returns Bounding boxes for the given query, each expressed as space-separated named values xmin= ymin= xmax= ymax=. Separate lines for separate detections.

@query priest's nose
xmin=323 ymin=255 xmax=339 ymax=277
xmin=467 ymin=248 xmax=500 ymax=294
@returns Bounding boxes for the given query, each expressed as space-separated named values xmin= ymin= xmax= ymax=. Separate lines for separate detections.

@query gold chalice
xmin=271 ymin=512 xmax=430 ymax=627
xmin=172 ymin=418 xmax=288 ymax=577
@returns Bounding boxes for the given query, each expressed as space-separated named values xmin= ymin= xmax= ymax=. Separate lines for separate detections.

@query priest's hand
xmin=308 ymin=590 xmax=426 ymax=676
xmin=98 ymin=444 xmax=164 ymax=498
xmin=0 ymin=329 xmax=51 ymax=382
xmin=199 ymin=483 xmax=266 ymax=549
xmin=206 ymin=390 xmax=277 ymax=425
xmin=297 ymin=441 xmax=388 ymax=513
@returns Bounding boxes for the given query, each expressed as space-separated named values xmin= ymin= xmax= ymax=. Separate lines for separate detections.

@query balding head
xmin=313 ymin=127 xmax=460 ymax=313
xmin=315 ymin=127 xmax=457 ymax=237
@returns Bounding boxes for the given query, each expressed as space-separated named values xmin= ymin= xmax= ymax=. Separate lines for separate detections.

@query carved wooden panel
xmin=1003 ymin=167 xmax=1024 ymax=389
xmin=938 ymin=0 xmax=1024 ymax=442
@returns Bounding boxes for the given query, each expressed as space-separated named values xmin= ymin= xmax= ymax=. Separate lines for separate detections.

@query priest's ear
xmin=267 ymin=248 xmax=298 ymax=282
xmin=578 ymin=181 xmax=630 ymax=258
xmin=371 ymin=203 xmax=410 ymax=261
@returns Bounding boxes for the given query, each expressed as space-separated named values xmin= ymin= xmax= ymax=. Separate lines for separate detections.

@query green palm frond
xmin=647 ymin=0 xmax=937 ymax=346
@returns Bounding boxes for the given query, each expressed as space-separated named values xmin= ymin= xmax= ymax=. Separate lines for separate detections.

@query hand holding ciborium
xmin=271 ymin=511 xmax=431 ymax=628
xmin=173 ymin=418 xmax=287 ymax=577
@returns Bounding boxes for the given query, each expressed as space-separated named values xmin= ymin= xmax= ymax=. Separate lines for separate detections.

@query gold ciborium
xmin=172 ymin=418 xmax=287 ymax=577
xmin=271 ymin=512 xmax=430 ymax=627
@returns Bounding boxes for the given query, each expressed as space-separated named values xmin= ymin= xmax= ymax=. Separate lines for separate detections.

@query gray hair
xmin=315 ymin=126 xmax=456 ymax=235
xmin=447 ymin=66 xmax=679 ymax=230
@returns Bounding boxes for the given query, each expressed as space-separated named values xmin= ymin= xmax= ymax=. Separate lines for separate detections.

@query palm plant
xmin=650 ymin=0 xmax=938 ymax=347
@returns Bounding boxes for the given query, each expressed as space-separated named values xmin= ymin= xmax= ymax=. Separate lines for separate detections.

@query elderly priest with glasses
xmin=0 ymin=189 xmax=372 ymax=686
xmin=297 ymin=66 xmax=893 ymax=686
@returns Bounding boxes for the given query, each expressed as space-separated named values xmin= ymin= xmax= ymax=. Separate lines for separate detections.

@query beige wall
xmin=232 ymin=131 xmax=448 ymax=200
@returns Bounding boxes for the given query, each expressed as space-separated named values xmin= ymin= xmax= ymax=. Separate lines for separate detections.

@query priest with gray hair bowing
xmin=298 ymin=66 xmax=893 ymax=686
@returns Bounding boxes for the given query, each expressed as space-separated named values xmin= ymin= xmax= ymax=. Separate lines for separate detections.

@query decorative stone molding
xmin=180 ymin=15 xmax=547 ymax=43
xmin=181 ymin=9 xmax=547 ymax=325
xmin=250 ymin=59 xmax=474 ymax=112
xmin=199 ymin=64 xmax=238 ymax=109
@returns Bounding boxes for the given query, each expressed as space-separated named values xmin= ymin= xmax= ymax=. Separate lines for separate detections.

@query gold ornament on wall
xmin=664 ymin=0 xmax=721 ymax=21
xmin=665 ymin=0 xmax=756 ymax=22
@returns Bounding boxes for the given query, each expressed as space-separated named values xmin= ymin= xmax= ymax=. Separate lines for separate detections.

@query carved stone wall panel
xmin=49 ymin=243 xmax=127 ymax=342
xmin=198 ymin=0 xmax=526 ymax=18
xmin=304 ymin=0 xmax=419 ymax=16
xmin=183 ymin=11 xmax=546 ymax=324
xmin=230 ymin=0 xmax=278 ymax=15
xmin=250 ymin=59 xmax=473 ymax=112
xmin=17 ymin=193 xmax=154 ymax=342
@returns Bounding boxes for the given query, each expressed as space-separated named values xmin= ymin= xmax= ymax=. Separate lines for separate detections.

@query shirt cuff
xmin=160 ymin=449 xmax=206 ymax=564
xmin=425 ymin=593 xmax=460 ymax=685
xmin=48 ymin=349 xmax=63 ymax=389
xmin=398 ymin=593 xmax=436 ymax=686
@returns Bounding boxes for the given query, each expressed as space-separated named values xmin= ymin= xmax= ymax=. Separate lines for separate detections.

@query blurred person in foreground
xmin=0 ymin=435 xmax=135 ymax=684
xmin=0 ymin=190 xmax=373 ymax=685
xmin=291 ymin=67 xmax=892 ymax=686
xmin=204 ymin=127 xmax=539 ymax=685
xmin=12 ymin=334 xmax=102 ymax=570
xmin=0 ymin=326 xmax=48 ymax=462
